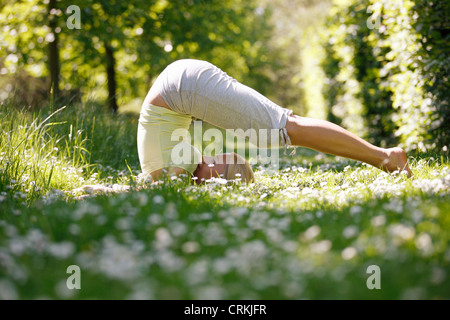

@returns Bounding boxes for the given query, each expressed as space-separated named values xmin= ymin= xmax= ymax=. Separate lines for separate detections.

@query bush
xmin=412 ymin=0 xmax=450 ymax=151
xmin=303 ymin=0 xmax=449 ymax=152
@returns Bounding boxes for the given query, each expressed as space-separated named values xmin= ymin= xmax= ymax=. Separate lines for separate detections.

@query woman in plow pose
xmin=137 ymin=59 xmax=412 ymax=184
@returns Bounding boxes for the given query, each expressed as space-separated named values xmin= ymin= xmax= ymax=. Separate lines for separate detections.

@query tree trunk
xmin=104 ymin=42 xmax=118 ymax=113
xmin=48 ymin=0 xmax=60 ymax=102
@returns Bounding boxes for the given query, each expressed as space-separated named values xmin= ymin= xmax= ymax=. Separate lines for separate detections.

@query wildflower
xmin=0 ymin=280 xmax=18 ymax=300
xmin=155 ymin=228 xmax=173 ymax=249
xmin=47 ymin=241 xmax=75 ymax=259
xmin=341 ymin=247 xmax=357 ymax=260
xmin=430 ymin=267 xmax=446 ymax=285
xmin=415 ymin=233 xmax=433 ymax=256
xmin=152 ymin=195 xmax=164 ymax=204
xmin=68 ymin=224 xmax=81 ymax=235
xmin=215 ymin=178 xmax=228 ymax=184
xmin=137 ymin=193 xmax=148 ymax=206
xmin=310 ymin=240 xmax=332 ymax=254
xmin=148 ymin=214 xmax=162 ymax=226
xmin=301 ymin=225 xmax=320 ymax=241
xmin=97 ymin=238 xmax=140 ymax=281
xmin=155 ymin=250 xmax=185 ymax=272
xmin=182 ymin=241 xmax=200 ymax=254
xmin=371 ymin=215 xmax=386 ymax=227
xmin=342 ymin=225 xmax=359 ymax=239
xmin=389 ymin=224 xmax=415 ymax=243
xmin=55 ymin=280 xmax=76 ymax=299
xmin=195 ymin=286 xmax=225 ymax=300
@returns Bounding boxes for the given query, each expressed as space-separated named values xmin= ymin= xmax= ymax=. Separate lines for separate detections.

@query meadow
xmin=0 ymin=102 xmax=449 ymax=299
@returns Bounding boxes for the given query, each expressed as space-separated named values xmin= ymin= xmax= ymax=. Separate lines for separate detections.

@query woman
xmin=138 ymin=59 xmax=412 ymax=184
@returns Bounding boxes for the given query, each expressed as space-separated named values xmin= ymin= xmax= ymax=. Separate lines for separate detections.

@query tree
xmin=1 ymin=0 xmax=281 ymax=114
xmin=59 ymin=0 xmax=154 ymax=112
xmin=0 ymin=0 xmax=60 ymax=106
xmin=48 ymin=0 xmax=61 ymax=102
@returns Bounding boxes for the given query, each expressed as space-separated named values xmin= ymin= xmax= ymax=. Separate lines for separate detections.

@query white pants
xmin=145 ymin=59 xmax=294 ymax=148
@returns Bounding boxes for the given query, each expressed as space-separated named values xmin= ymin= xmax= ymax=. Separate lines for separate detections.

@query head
xmin=192 ymin=152 xmax=255 ymax=184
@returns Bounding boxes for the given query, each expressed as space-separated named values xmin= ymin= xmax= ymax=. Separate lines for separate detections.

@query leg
xmin=285 ymin=115 xmax=412 ymax=176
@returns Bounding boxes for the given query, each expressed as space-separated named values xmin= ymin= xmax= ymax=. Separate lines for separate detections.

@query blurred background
xmin=0 ymin=0 xmax=449 ymax=153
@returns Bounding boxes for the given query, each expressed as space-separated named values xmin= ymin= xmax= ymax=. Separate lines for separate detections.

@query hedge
xmin=301 ymin=0 xmax=449 ymax=152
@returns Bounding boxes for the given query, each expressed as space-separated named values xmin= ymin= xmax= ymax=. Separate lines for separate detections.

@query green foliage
xmin=411 ymin=0 xmax=450 ymax=152
xmin=374 ymin=0 xmax=435 ymax=152
xmin=302 ymin=0 xmax=449 ymax=152
xmin=153 ymin=0 xmax=277 ymax=97
xmin=0 ymin=0 xmax=283 ymax=111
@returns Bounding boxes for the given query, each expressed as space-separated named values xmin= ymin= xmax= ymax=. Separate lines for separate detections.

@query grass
xmin=0 ymin=101 xmax=449 ymax=299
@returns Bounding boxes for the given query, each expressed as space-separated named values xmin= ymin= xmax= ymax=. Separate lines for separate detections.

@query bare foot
xmin=380 ymin=147 xmax=413 ymax=177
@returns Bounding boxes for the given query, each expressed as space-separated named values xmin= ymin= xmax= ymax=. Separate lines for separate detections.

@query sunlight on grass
xmin=0 ymin=103 xmax=449 ymax=299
